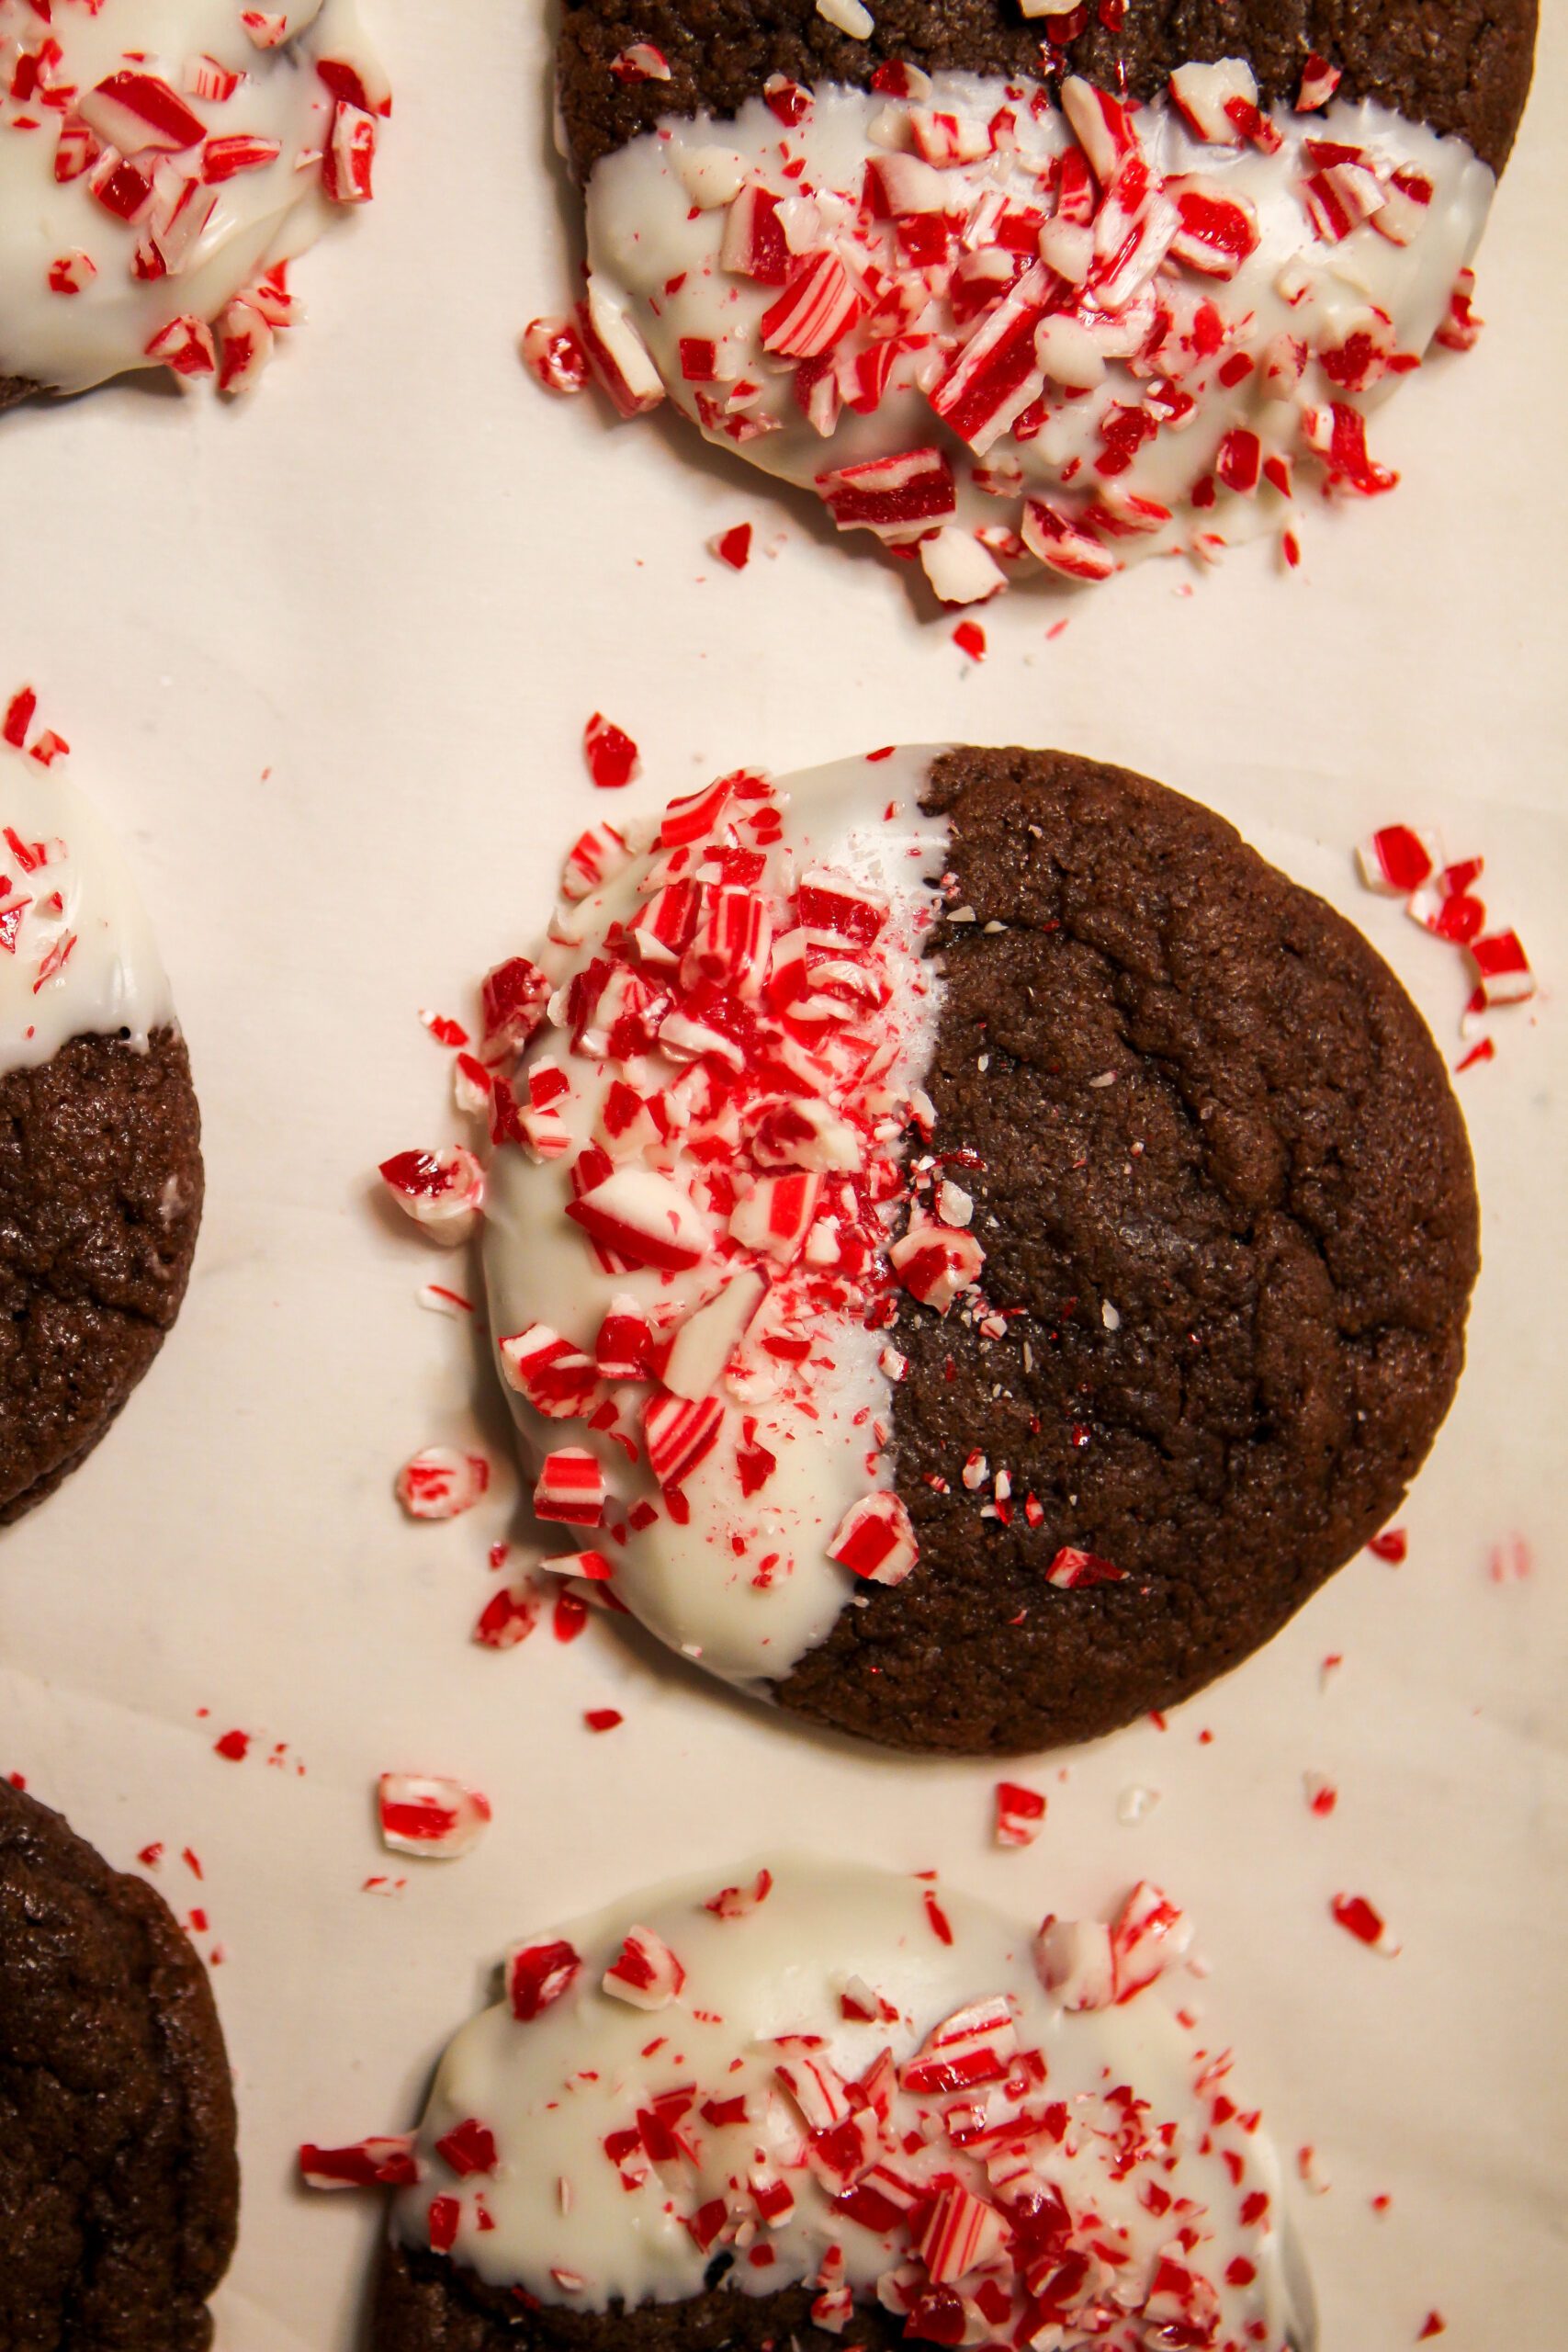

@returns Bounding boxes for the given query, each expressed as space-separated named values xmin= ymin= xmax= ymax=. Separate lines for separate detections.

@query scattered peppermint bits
xmin=377 ymin=1774 xmax=491 ymax=1860
xmin=1366 ymin=1526 xmax=1408 ymax=1564
xmin=582 ymin=713 xmax=641 ymax=791
xmin=1303 ymin=1772 xmax=1338 ymax=1818
xmin=565 ymin=56 xmax=1495 ymax=599
xmin=1356 ymin=824 xmax=1537 ymax=1057
xmin=396 ymin=1448 xmax=491 ymax=1521
xmin=0 ymin=2 xmax=389 ymax=399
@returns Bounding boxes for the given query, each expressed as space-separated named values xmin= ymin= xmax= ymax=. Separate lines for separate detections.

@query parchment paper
xmin=0 ymin=6 xmax=1562 ymax=2346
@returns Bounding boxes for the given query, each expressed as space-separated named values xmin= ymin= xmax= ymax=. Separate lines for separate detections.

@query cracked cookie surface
xmin=773 ymin=748 xmax=1478 ymax=1752
xmin=0 ymin=1779 xmax=238 ymax=2351
xmin=0 ymin=1028 xmax=202 ymax=1522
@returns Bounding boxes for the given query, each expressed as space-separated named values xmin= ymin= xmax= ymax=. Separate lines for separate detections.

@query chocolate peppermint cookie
xmin=348 ymin=1859 xmax=1311 ymax=2350
xmin=460 ymin=746 xmax=1476 ymax=1755
xmin=0 ymin=0 xmax=389 ymax=408
xmin=543 ymin=0 xmax=1536 ymax=598
xmin=0 ymin=700 xmax=202 ymax=1523
xmin=0 ymin=1778 xmax=238 ymax=2351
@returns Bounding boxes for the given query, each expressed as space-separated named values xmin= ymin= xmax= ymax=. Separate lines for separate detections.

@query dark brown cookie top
xmin=558 ymin=0 xmax=1537 ymax=178
xmin=777 ymin=748 xmax=1478 ymax=1755
xmin=374 ymin=2238 xmax=900 ymax=2350
xmin=0 ymin=1778 xmax=239 ymax=2352
xmin=0 ymin=376 xmax=39 ymax=411
xmin=0 ymin=1028 xmax=203 ymax=1522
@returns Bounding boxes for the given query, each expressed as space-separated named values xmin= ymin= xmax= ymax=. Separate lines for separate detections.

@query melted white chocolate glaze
xmin=483 ymin=750 xmax=952 ymax=1689
xmin=392 ymin=1857 xmax=1312 ymax=2348
xmin=582 ymin=70 xmax=1493 ymax=589
xmin=0 ymin=730 xmax=173 ymax=1074
xmin=0 ymin=0 xmax=383 ymax=394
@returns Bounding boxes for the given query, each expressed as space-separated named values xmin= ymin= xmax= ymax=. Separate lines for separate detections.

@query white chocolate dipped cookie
xmin=537 ymin=0 xmax=1536 ymax=596
xmin=0 ymin=0 xmax=388 ymax=406
xmin=308 ymin=1856 xmax=1314 ymax=2350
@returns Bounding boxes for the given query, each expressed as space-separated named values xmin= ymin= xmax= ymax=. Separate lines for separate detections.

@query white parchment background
xmin=0 ymin=5 xmax=1563 ymax=2346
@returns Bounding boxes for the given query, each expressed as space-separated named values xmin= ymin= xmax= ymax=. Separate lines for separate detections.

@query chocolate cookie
xmin=477 ymin=746 xmax=1476 ymax=1755
xmin=0 ymin=719 xmax=202 ymax=1522
xmin=357 ymin=1860 xmax=1308 ymax=2349
xmin=0 ymin=1779 xmax=239 ymax=2351
xmin=0 ymin=1028 xmax=203 ymax=1522
xmin=559 ymin=0 xmax=1537 ymax=179
xmin=552 ymin=2 xmax=1533 ymax=601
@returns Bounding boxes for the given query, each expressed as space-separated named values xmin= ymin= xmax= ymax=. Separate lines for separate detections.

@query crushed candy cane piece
xmin=603 ymin=1923 xmax=686 ymax=2008
xmin=395 ymin=1449 xmax=490 ymax=1521
xmin=377 ymin=1774 xmax=491 ymax=1859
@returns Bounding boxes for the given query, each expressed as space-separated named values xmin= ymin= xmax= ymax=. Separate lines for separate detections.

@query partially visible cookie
xmin=0 ymin=0 xmax=389 ymax=405
xmin=0 ymin=707 xmax=201 ymax=1521
xmin=0 ymin=1778 xmax=239 ymax=2351
xmin=559 ymin=0 xmax=1537 ymax=181
xmin=358 ymin=1859 xmax=1310 ymax=2348
xmin=549 ymin=1 xmax=1536 ymax=598
xmin=477 ymin=745 xmax=1477 ymax=1753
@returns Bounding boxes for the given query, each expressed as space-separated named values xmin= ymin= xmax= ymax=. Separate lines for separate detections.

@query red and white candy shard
xmin=385 ymin=1858 xmax=1306 ymax=2345
xmin=396 ymin=1448 xmax=490 ymax=1521
xmin=575 ymin=60 xmax=1495 ymax=594
xmin=1354 ymin=820 xmax=1535 ymax=1035
xmin=0 ymin=0 xmax=389 ymax=399
xmin=377 ymin=1773 xmax=492 ymax=1860
xmin=0 ymin=707 xmax=175 ymax=1077
xmin=379 ymin=1148 xmax=485 ymax=1243
xmin=481 ymin=752 xmax=964 ymax=1694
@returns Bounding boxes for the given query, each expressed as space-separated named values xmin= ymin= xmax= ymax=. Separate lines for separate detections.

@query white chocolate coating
xmin=0 ymin=731 xmax=173 ymax=1073
xmin=392 ymin=1857 xmax=1310 ymax=2347
xmin=0 ymin=0 xmax=382 ymax=394
xmin=482 ymin=751 xmax=950 ymax=1689
xmin=582 ymin=72 xmax=1494 ymax=585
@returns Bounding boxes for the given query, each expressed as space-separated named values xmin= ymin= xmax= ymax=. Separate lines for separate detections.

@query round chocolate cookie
xmin=778 ymin=749 xmax=1478 ymax=1752
xmin=558 ymin=0 xmax=1538 ymax=180
xmin=480 ymin=747 xmax=1475 ymax=1756
xmin=0 ymin=1778 xmax=239 ymax=2351
xmin=0 ymin=1028 xmax=203 ymax=1522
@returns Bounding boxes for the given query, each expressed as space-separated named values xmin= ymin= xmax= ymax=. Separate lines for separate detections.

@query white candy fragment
xmin=816 ymin=0 xmax=874 ymax=36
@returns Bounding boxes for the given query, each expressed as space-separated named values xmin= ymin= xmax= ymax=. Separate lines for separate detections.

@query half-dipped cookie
xmin=0 ymin=1777 xmax=239 ymax=2351
xmin=349 ymin=1857 xmax=1312 ymax=2349
xmin=0 ymin=0 xmax=389 ymax=410
xmin=547 ymin=0 xmax=1537 ymax=596
xmin=0 ymin=698 xmax=201 ymax=1521
xmin=471 ymin=747 xmax=1477 ymax=1754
